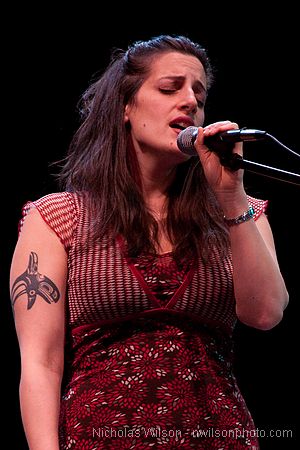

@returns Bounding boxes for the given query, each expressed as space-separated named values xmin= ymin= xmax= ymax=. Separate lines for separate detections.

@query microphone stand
xmin=226 ymin=153 xmax=300 ymax=186
xmin=221 ymin=132 xmax=300 ymax=186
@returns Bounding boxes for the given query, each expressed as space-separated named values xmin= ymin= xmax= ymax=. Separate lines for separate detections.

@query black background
xmin=3 ymin=5 xmax=299 ymax=449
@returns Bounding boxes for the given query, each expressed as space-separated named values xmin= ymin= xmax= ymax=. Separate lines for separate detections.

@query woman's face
xmin=124 ymin=51 xmax=207 ymax=159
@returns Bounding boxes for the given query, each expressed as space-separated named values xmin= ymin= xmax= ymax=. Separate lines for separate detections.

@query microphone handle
xmin=204 ymin=135 xmax=242 ymax=171
xmin=204 ymin=134 xmax=235 ymax=156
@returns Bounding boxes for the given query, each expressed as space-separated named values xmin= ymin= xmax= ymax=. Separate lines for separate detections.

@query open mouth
xmin=170 ymin=123 xmax=187 ymax=131
xmin=169 ymin=117 xmax=194 ymax=133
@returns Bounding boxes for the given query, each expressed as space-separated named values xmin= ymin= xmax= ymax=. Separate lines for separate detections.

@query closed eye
xmin=159 ymin=89 xmax=176 ymax=94
xmin=159 ymin=88 xmax=205 ymax=107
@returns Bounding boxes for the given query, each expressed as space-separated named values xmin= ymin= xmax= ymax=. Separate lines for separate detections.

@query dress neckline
xmin=117 ymin=235 xmax=196 ymax=310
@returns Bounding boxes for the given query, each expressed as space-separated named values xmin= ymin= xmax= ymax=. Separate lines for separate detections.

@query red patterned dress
xmin=21 ymin=192 xmax=268 ymax=449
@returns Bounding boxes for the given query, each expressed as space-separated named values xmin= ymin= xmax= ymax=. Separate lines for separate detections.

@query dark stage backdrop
xmin=3 ymin=7 xmax=299 ymax=449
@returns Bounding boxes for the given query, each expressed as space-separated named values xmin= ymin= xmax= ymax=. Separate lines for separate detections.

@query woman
xmin=10 ymin=35 xmax=288 ymax=449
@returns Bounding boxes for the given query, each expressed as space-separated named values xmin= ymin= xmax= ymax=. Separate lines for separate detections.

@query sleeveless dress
xmin=20 ymin=192 xmax=268 ymax=449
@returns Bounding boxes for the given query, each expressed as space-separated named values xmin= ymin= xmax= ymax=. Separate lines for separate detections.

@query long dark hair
xmin=59 ymin=35 xmax=229 ymax=260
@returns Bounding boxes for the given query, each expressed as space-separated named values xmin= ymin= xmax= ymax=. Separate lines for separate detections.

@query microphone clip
xmin=219 ymin=152 xmax=244 ymax=171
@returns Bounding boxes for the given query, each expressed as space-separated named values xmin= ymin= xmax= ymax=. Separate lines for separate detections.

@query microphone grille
xmin=177 ymin=126 xmax=198 ymax=156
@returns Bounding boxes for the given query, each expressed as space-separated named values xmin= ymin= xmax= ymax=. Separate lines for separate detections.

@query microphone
xmin=177 ymin=126 xmax=267 ymax=157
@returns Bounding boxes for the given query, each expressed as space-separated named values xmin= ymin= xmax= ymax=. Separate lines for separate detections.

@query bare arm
xmin=10 ymin=207 xmax=67 ymax=449
xmin=223 ymin=199 xmax=289 ymax=330
xmin=195 ymin=122 xmax=289 ymax=330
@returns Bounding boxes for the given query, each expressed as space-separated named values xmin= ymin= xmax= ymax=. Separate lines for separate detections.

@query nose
xmin=178 ymin=87 xmax=198 ymax=114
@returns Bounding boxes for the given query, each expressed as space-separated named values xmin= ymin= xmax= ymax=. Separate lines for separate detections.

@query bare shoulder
xmin=11 ymin=206 xmax=68 ymax=286
xmin=10 ymin=205 xmax=67 ymax=357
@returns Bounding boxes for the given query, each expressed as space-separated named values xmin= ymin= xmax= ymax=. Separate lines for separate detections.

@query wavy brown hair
xmin=59 ymin=35 xmax=229 ymax=260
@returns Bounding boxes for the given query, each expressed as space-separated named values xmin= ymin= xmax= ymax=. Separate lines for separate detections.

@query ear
xmin=124 ymin=104 xmax=130 ymax=123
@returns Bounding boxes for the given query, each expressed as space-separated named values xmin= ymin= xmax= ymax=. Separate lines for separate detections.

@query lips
xmin=169 ymin=116 xmax=195 ymax=132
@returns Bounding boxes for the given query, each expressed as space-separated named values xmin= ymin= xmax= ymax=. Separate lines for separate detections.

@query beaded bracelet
xmin=224 ymin=206 xmax=255 ymax=226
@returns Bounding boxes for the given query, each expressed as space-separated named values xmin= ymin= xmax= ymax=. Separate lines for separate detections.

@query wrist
xmin=223 ymin=205 xmax=255 ymax=226
xmin=217 ymin=191 xmax=249 ymax=217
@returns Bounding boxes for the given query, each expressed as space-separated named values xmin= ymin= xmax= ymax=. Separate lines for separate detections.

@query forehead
xmin=147 ymin=51 xmax=207 ymax=87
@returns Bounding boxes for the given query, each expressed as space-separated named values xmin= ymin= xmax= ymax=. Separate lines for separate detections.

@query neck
xmin=132 ymin=148 xmax=179 ymax=254
xmin=136 ymin=152 xmax=178 ymax=202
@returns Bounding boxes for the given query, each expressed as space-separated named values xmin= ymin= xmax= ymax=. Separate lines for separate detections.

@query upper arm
xmin=10 ymin=207 xmax=67 ymax=373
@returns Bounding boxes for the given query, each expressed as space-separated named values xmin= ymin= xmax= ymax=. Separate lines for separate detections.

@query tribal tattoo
xmin=11 ymin=251 xmax=60 ymax=309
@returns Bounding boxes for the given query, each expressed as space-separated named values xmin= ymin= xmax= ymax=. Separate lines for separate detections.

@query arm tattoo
xmin=11 ymin=251 xmax=60 ymax=310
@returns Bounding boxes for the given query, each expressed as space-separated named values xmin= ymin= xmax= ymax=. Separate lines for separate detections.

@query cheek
xmin=131 ymin=107 xmax=157 ymax=130
xmin=197 ymin=110 xmax=205 ymax=126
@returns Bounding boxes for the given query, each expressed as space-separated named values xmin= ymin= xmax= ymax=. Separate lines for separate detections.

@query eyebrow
xmin=158 ymin=76 xmax=207 ymax=94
